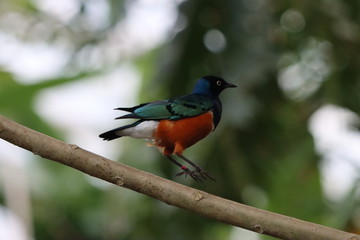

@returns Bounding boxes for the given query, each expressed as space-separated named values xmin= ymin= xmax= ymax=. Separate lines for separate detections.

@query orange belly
xmin=153 ymin=112 xmax=214 ymax=156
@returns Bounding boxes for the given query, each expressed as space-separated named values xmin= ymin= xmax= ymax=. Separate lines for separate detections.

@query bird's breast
xmin=153 ymin=112 xmax=214 ymax=152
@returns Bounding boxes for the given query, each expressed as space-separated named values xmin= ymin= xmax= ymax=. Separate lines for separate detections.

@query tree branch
xmin=0 ymin=115 xmax=358 ymax=240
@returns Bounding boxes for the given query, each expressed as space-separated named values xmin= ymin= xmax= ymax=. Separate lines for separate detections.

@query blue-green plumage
xmin=99 ymin=76 xmax=236 ymax=141
xmin=116 ymin=95 xmax=213 ymax=120
xmin=99 ymin=76 xmax=236 ymax=181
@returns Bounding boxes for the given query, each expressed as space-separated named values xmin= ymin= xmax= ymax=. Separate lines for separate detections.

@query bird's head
xmin=192 ymin=76 xmax=237 ymax=98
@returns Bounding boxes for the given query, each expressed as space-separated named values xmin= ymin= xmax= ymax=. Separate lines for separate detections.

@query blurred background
xmin=0 ymin=0 xmax=360 ymax=239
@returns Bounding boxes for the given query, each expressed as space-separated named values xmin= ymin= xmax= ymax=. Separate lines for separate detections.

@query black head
xmin=192 ymin=75 xmax=237 ymax=98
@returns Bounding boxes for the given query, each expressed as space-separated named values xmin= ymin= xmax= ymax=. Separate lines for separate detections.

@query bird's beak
xmin=225 ymin=82 xmax=237 ymax=88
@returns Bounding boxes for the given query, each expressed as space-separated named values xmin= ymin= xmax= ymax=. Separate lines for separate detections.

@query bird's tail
xmin=99 ymin=121 xmax=142 ymax=141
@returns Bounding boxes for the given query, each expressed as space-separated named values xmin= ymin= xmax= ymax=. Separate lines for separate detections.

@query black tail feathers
xmin=115 ymin=113 xmax=139 ymax=120
xmin=114 ymin=106 xmax=143 ymax=120
xmin=114 ymin=103 xmax=146 ymax=112
xmin=114 ymin=107 xmax=134 ymax=112
xmin=99 ymin=121 xmax=142 ymax=141
xmin=99 ymin=128 xmax=123 ymax=141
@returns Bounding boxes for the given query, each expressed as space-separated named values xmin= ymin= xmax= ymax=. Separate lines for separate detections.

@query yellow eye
xmin=216 ymin=80 xmax=222 ymax=86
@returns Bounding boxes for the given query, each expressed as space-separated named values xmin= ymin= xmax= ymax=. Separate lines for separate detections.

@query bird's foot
xmin=175 ymin=154 xmax=216 ymax=182
xmin=195 ymin=167 xmax=216 ymax=182
xmin=175 ymin=166 xmax=215 ymax=182
xmin=175 ymin=166 xmax=203 ymax=182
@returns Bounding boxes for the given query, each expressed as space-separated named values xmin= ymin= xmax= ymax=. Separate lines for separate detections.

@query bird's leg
xmin=176 ymin=154 xmax=216 ymax=181
xmin=165 ymin=155 xmax=202 ymax=182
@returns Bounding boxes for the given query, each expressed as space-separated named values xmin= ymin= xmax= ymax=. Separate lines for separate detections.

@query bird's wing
xmin=116 ymin=95 xmax=214 ymax=120
xmin=167 ymin=94 xmax=214 ymax=120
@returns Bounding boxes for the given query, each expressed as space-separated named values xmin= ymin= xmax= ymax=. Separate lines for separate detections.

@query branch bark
xmin=0 ymin=115 xmax=358 ymax=240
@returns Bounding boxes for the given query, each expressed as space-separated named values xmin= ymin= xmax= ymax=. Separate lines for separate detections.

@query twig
xmin=0 ymin=115 xmax=358 ymax=240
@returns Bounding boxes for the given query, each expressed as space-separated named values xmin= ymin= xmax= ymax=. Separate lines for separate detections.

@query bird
xmin=99 ymin=76 xmax=236 ymax=181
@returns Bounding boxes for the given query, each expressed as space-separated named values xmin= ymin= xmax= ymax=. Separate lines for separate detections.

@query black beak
xmin=225 ymin=82 xmax=237 ymax=88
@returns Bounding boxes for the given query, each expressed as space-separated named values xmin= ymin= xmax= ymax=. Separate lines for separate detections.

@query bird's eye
xmin=216 ymin=80 xmax=222 ymax=86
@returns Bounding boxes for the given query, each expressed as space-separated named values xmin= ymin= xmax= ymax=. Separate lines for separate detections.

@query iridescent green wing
xmin=166 ymin=94 xmax=214 ymax=120
xmin=117 ymin=94 xmax=214 ymax=120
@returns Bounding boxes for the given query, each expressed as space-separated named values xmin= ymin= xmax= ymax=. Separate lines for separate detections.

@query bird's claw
xmin=175 ymin=167 xmax=215 ymax=182
xmin=196 ymin=167 xmax=216 ymax=182
xmin=175 ymin=169 xmax=203 ymax=182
